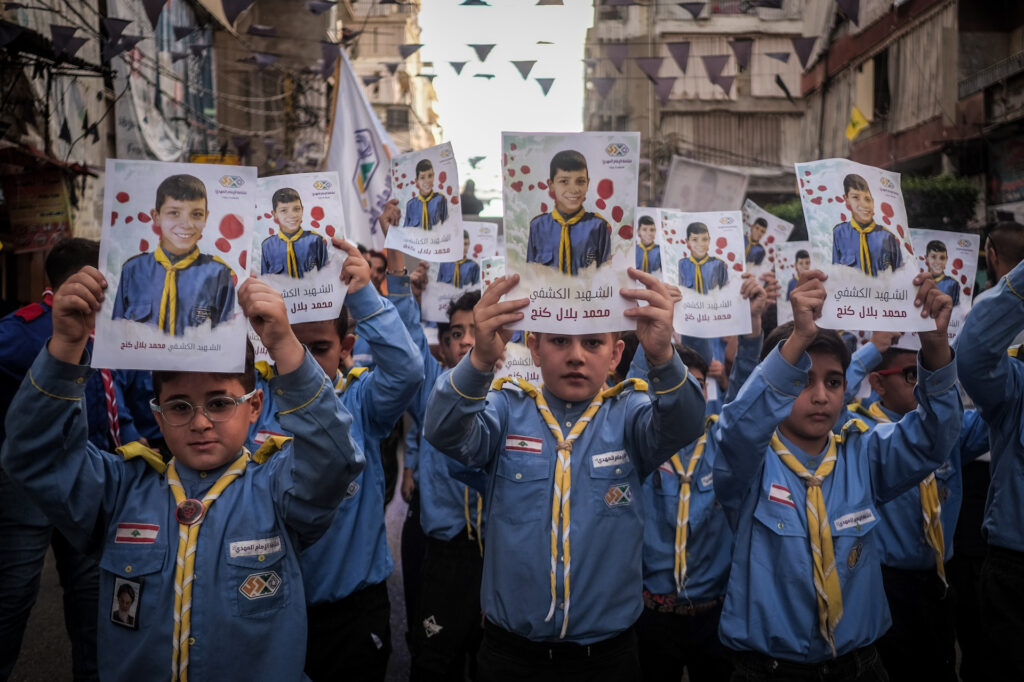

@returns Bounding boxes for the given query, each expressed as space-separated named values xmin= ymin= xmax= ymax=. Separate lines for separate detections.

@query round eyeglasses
xmin=150 ymin=389 xmax=259 ymax=426
xmin=874 ymin=365 xmax=918 ymax=385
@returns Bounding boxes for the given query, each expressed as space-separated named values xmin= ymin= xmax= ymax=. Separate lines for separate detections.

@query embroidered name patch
xmin=592 ymin=450 xmax=628 ymax=468
xmin=344 ymin=481 xmax=360 ymax=500
xmin=833 ymin=509 xmax=876 ymax=532
xmin=229 ymin=536 xmax=282 ymax=558
xmin=768 ymin=484 xmax=797 ymax=509
xmin=700 ymin=472 xmax=714 ymax=488
xmin=239 ymin=572 xmax=282 ymax=600
xmin=506 ymin=435 xmax=543 ymax=454
xmin=115 ymin=523 xmax=159 ymax=544
xmin=604 ymin=483 xmax=632 ymax=508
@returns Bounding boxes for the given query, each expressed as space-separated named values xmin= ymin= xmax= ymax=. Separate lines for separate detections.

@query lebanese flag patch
xmin=505 ymin=435 xmax=543 ymax=454
xmin=768 ymin=484 xmax=797 ymax=509
xmin=115 ymin=523 xmax=159 ymax=544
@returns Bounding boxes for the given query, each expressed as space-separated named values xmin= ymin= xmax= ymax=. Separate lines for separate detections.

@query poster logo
xmin=606 ymin=143 xmax=630 ymax=157
xmin=313 ymin=180 xmax=332 ymax=190
xmin=879 ymin=177 xmax=896 ymax=190
xmin=220 ymin=175 xmax=245 ymax=188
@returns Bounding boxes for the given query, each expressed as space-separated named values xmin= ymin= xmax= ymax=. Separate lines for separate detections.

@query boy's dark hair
xmin=335 ymin=305 xmax=351 ymax=340
xmin=366 ymin=250 xmax=387 ymax=267
xmin=878 ymin=346 xmax=916 ymax=370
xmin=614 ymin=332 xmax=639 ymax=381
xmin=842 ymin=173 xmax=870 ymax=196
xmin=686 ymin=222 xmax=709 ymax=238
xmin=549 ymin=149 xmax=588 ymax=180
xmin=795 ymin=249 xmax=810 ymax=260
xmin=272 ymin=187 xmax=302 ymax=211
xmin=760 ymin=320 xmax=851 ymax=372
xmin=676 ymin=343 xmax=709 ymax=378
xmin=447 ymin=289 xmax=481 ymax=321
xmin=155 ymin=174 xmax=207 ymax=212
xmin=987 ymin=221 xmax=1024 ymax=270
xmin=638 ymin=215 xmax=655 ymax=227
xmin=753 ymin=217 xmax=768 ymax=228
xmin=415 ymin=159 xmax=433 ymax=176
xmin=926 ymin=240 xmax=947 ymax=255
xmin=45 ymin=238 xmax=99 ymax=289
xmin=117 ymin=583 xmax=136 ymax=601
xmin=153 ymin=340 xmax=257 ymax=400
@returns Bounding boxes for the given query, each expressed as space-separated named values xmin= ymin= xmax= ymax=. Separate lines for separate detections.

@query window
xmin=386 ymin=107 xmax=408 ymax=131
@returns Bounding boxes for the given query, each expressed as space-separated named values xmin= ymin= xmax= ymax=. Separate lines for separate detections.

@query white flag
xmin=325 ymin=49 xmax=398 ymax=250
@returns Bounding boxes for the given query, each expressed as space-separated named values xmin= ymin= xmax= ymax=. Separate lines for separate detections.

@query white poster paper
xmin=386 ymin=141 xmax=463 ymax=261
xmin=662 ymin=157 xmax=748 ymax=212
xmin=420 ymin=221 xmax=498 ymax=322
xmin=773 ymin=240 xmax=812 ymax=325
xmin=93 ymin=159 xmax=254 ymax=371
xmin=742 ymin=199 xmax=795 ymax=278
xmin=494 ymin=341 xmax=543 ymax=386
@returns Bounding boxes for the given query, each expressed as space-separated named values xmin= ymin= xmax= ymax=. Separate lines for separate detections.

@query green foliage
xmin=901 ymin=174 xmax=978 ymax=231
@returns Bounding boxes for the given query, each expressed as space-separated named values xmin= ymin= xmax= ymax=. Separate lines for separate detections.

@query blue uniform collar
xmin=170 ymin=451 xmax=246 ymax=497
xmin=871 ymin=400 xmax=903 ymax=422
xmin=541 ymin=385 xmax=590 ymax=425
xmin=776 ymin=430 xmax=831 ymax=470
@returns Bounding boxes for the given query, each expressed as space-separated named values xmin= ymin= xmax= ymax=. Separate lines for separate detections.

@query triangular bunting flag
xmin=537 ymin=0 xmax=562 ymax=4
xmin=474 ymin=73 xmax=495 ymax=79
xmin=654 ymin=76 xmax=675 ymax=104
xmin=460 ymin=0 xmax=489 ymax=4
xmin=59 ymin=118 xmax=72 ymax=144
xmin=700 ymin=54 xmax=729 ymax=81
xmin=667 ymin=41 xmax=690 ymax=73
xmin=190 ymin=42 xmax=209 ymax=57
xmin=605 ymin=43 xmax=628 ymax=73
xmin=791 ymin=36 xmax=816 ymax=69
xmin=363 ymin=75 xmax=382 ymax=86
xmin=119 ymin=34 xmax=143 ymax=52
xmin=50 ymin=26 xmax=87 ymax=59
xmin=634 ymin=57 xmax=663 ymax=82
xmin=0 ymin=23 xmax=23 ymax=48
xmin=253 ymin=51 xmax=278 ymax=69
xmin=222 ymin=0 xmax=255 ymax=26
xmin=170 ymin=50 xmax=189 ymax=63
xmin=232 ymin=136 xmax=251 ymax=157
xmin=536 ymin=77 xmax=554 ymax=95
xmin=729 ymin=39 xmax=753 ymax=71
xmin=247 ymin=24 xmax=278 ymax=37
xmin=418 ymin=73 xmax=436 ymax=82
xmin=173 ymin=25 xmax=197 ymax=41
xmin=102 ymin=17 xmax=131 ymax=42
xmin=607 ymin=0 xmax=635 ymax=5
xmin=512 ymin=60 xmax=536 ymax=79
xmin=845 ymin=105 xmax=869 ymax=140
xmin=713 ymin=75 xmax=734 ymax=95
xmin=307 ymin=0 xmax=335 ymax=14
xmin=469 ymin=43 xmax=495 ymax=62
xmin=383 ymin=62 xmax=400 ymax=75
xmin=141 ymin=0 xmax=164 ymax=29
xmin=584 ymin=58 xmax=600 ymax=68
xmin=837 ymin=0 xmax=859 ymax=25
xmin=678 ymin=2 xmax=705 ymax=19
xmin=399 ymin=43 xmax=422 ymax=59
xmin=449 ymin=61 xmax=467 ymax=74
xmin=765 ymin=51 xmax=790 ymax=63
xmin=592 ymin=77 xmax=615 ymax=98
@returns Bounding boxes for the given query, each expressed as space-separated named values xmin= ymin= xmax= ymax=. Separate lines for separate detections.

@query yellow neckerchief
xmin=463 ymin=486 xmax=483 ymax=556
xmin=745 ymin=238 xmax=760 ymax=259
xmin=492 ymin=375 xmax=647 ymax=638
xmin=276 ymin=229 xmax=305 ymax=277
xmin=932 ymin=273 xmax=946 ymax=284
xmin=419 ymin=192 xmax=436 ymax=231
xmin=638 ymin=242 xmax=657 ymax=273
xmin=669 ymin=414 xmax=719 ymax=593
xmin=770 ymin=431 xmax=842 ymax=656
xmin=865 ymin=401 xmax=946 ymax=586
xmin=452 ymin=258 xmax=468 ymax=288
xmin=167 ymin=452 xmax=249 ymax=681
xmin=1010 ymin=345 xmax=1023 ymax=359
xmin=154 ymin=246 xmax=200 ymax=335
xmin=333 ymin=366 xmax=369 ymax=393
xmin=688 ymin=254 xmax=710 ymax=294
xmin=552 ymin=207 xmax=585 ymax=274
xmin=849 ymin=218 xmax=877 ymax=276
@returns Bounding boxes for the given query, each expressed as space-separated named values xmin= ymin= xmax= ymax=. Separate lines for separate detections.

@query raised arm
xmin=723 ymin=272 xmax=767 ymax=404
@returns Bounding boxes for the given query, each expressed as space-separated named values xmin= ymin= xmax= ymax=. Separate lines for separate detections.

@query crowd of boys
xmin=2 ymin=180 xmax=1024 ymax=682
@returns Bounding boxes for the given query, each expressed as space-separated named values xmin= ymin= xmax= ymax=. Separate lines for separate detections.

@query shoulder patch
xmin=116 ymin=441 xmax=167 ymax=474
xmin=14 ymin=302 xmax=46 ymax=322
xmin=837 ymin=418 xmax=870 ymax=443
xmin=254 ymin=361 xmax=275 ymax=380
xmin=252 ymin=435 xmax=293 ymax=464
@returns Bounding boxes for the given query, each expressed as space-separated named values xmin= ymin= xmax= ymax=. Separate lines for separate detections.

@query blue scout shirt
xmin=933 ymin=275 xmax=961 ymax=308
xmin=424 ymin=352 xmax=705 ymax=644
xmin=678 ymin=256 xmax=729 ymax=293
xmin=260 ymin=230 xmax=328 ymax=278
xmin=526 ymin=210 xmax=611 ymax=275
xmin=114 ymin=370 xmax=162 ymax=442
xmin=955 ymin=260 xmax=1024 ymax=552
xmin=786 ymin=276 xmax=798 ymax=301
xmin=112 ymin=249 xmax=235 ymax=336
xmin=831 ymin=221 xmax=903 ymax=276
xmin=844 ymin=341 xmax=882 ymax=405
xmin=436 ymin=260 xmax=480 ymax=288
xmin=710 ymin=345 xmax=961 ymax=663
xmin=252 ymin=283 xmax=423 ymax=603
xmin=404 ymin=193 xmax=449 ymax=229
xmin=744 ymin=238 xmax=766 ymax=266
xmin=635 ymin=244 xmax=662 ymax=273
xmin=0 ymin=347 xmax=363 ymax=681
xmin=855 ymin=401 xmax=988 ymax=569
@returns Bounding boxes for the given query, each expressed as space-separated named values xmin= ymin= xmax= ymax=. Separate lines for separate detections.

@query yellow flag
xmin=845 ymin=106 xmax=869 ymax=141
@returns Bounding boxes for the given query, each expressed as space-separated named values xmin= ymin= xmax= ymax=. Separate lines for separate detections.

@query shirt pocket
xmin=830 ymin=504 xmax=879 ymax=577
xmin=589 ymin=451 xmax=636 ymax=517
xmin=122 ymin=301 xmax=153 ymax=323
xmin=189 ymin=304 xmax=214 ymax=327
xmin=493 ymin=453 xmax=550 ymax=524
xmin=224 ymin=533 xmax=289 ymax=617
xmin=99 ymin=544 xmax=168 ymax=631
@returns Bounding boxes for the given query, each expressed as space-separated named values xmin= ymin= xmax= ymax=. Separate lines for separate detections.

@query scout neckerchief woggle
xmin=688 ymin=255 xmax=710 ymax=294
xmin=849 ymin=218 xmax=877 ymax=276
xmin=552 ymin=207 xmax=584 ymax=275
xmin=420 ymin=192 xmax=435 ymax=230
xmin=154 ymin=246 xmax=200 ymax=335
xmin=638 ymin=243 xmax=656 ymax=273
xmin=167 ymin=452 xmax=249 ymax=681
xmin=277 ymin=229 xmax=303 ymax=277
xmin=670 ymin=414 xmax=718 ymax=593
xmin=866 ymin=401 xmax=946 ymax=586
xmin=493 ymin=376 xmax=646 ymax=638
xmin=770 ymin=431 xmax=843 ymax=656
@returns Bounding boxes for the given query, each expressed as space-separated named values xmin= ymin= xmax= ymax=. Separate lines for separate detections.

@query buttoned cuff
xmin=29 ymin=342 xmax=92 ymax=401
xmin=346 ymin=283 xmax=385 ymax=321
xmin=917 ymin=349 xmax=958 ymax=395
xmin=386 ymin=273 xmax=412 ymax=297
xmin=449 ymin=353 xmax=492 ymax=400
xmin=647 ymin=352 xmax=688 ymax=394
xmin=761 ymin=343 xmax=811 ymax=396
xmin=271 ymin=350 xmax=329 ymax=414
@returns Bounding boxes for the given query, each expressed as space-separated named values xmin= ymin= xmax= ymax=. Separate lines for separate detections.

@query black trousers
xmin=635 ymin=602 xmax=732 ymax=682
xmin=410 ymin=532 xmax=484 ymax=681
xmin=875 ymin=564 xmax=956 ymax=681
xmin=304 ymin=581 xmax=391 ymax=682
xmin=477 ymin=621 xmax=640 ymax=682
xmin=981 ymin=544 xmax=1024 ymax=680
xmin=401 ymin=490 xmax=428 ymax=653
xmin=731 ymin=646 xmax=888 ymax=682
xmin=949 ymin=458 xmax=990 ymax=682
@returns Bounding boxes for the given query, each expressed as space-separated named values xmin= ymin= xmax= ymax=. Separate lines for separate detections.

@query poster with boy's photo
xmin=386 ymin=141 xmax=463 ymax=261
xmin=255 ymin=172 xmax=346 ymax=324
xmin=420 ymin=221 xmax=498 ymax=322
xmin=93 ymin=159 xmax=254 ymax=372
xmin=895 ymin=228 xmax=980 ymax=350
xmin=662 ymin=156 xmax=748 ymax=212
xmin=634 ymin=207 xmax=663 ymax=275
xmin=660 ymin=209 xmax=751 ymax=338
xmin=773 ymin=240 xmax=812 ymax=325
xmin=742 ymin=199 xmax=794 ymax=278
xmin=502 ymin=131 xmax=640 ymax=332
xmin=796 ymin=158 xmax=934 ymax=333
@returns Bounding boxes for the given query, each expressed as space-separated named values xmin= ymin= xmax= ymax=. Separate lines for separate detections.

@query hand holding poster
xmin=773 ymin=240 xmax=812 ymax=325
xmin=795 ymin=158 xmax=934 ymax=333
xmin=386 ymin=142 xmax=463 ymax=261
xmin=93 ymin=159 xmax=254 ymax=371
xmin=742 ymin=199 xmax=794 ymax=278
xmin=255 ymin=172 xmax=346 ymax=323
xmin=420 ymin=221 xmax=498 ymax=322
xmin=660 ymin=209 xmax=751 ymax=338
xmin=502 ymin=131 xmax=640 ymax=332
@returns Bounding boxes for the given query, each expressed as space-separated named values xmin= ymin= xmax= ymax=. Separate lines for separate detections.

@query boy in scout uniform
xmin=260 ymin=187 xmax=329 ymax=278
